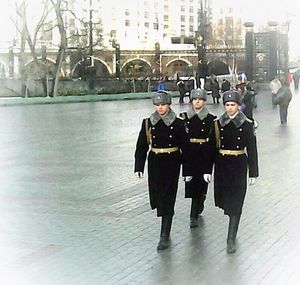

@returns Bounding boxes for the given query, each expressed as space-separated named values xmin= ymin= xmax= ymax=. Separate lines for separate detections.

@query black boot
xmin=227 ymin=215 xmax=241 ymax=254
xmin=157 ymin=215 xmax=173 ymax=250
xmin=190 ymin=198 xmax=200 ymax=228
xmin=198 ymin=194 xmax=206 ymax=215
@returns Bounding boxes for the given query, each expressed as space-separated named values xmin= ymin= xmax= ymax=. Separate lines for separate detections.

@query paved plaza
xmin=0 ymin=87 xmax=300 ymax=285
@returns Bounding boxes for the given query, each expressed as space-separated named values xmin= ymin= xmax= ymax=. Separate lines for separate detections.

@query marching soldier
xmin=134 ymin=91 xmax=192 ymax=250
xmin=204 ymin=90 xmax=259 ymax=253
xmin=179 ymin=88 xmax=216 ymax=228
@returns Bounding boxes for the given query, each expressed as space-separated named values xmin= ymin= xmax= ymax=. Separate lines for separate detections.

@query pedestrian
xmin=293 ymin=69 xmax=300 ymax=91
xmin=176 ymin=74 xmax=186 ymax=104
xmin=204 ymin=90 xmax=259 ymax=254
xmin=179 ymin=89 xmax=216 ymax=228
xmin=221 ymin=78 xmax=231 ymax=93
xmin=241 ymin=84 xmax=255 ymax=120
xmin=273 ymin=81 xmax=293 ymax=125
xmin=157 ymin=77 xmax=165 ymax=91
xmin=270 ymin=78 xmax=282 ymax=107
xmin=134 ymin=91 xmax=192 ymax=250
xmin=211 ymin=75 xmax=220 ymax=104
xmin=196 ymin=59 xmax=208 ymax=89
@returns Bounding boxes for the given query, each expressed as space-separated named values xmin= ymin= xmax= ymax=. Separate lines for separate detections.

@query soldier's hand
xmin=203 ymin=174 xmax=212 ymax=183
xmin=249 ymin=177 xmax=256 ymax=186
xmin=135 ymin=172 xmax=144 ymax=178
xmin=183 ymin=176 xmax=193 ymax=182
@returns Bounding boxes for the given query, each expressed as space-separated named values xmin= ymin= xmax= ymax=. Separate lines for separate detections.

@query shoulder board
xmin=177 ymin=116 xmax=184 ymax=120
xmin=246 ymin=118 xmax=253 ymax=123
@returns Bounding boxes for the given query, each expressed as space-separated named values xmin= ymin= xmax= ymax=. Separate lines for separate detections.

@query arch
xmin=164 ymin=58 xmax=193 ymax=78
xmin=24 ymin=58 xmax=65 ymax=78
xmin=165 ymin=58 xmax=192 ymax=68
xmin=121 ymin=58 xmax=152 ymax=79
xmin=207 ymin=59 xmax=230 ymax=76
xmin=71 ymin=58 xmax=112 ymax=79
xmin=121 ymin=57 xmax=152 ymax=70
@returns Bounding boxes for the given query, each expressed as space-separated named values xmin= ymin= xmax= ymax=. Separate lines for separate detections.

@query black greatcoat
xmin=211 ymin=112 xmax=259 ymax=216
xmin=180 ymin=107 xmax=216 ymax=198
xmin=134 ymin=110 xmax=191 ymax=217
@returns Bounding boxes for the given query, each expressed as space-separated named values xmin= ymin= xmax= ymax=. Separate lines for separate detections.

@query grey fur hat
xmin=152 ymin=91 xmax=172 ymax=105
xmin=222 ymin=90 xmax=241 ymax=105
xmin=190 ymin=88 xmax=207 ymax=101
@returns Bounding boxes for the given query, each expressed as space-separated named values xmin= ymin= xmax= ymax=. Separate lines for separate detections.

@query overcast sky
xmin=0 ymin=0 xmax=299 ymax=59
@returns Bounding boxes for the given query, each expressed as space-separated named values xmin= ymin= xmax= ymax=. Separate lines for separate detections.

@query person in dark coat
xmin=273 ymin=83 xmax=293 ymax=125
xmin=176 ymin=75 xmax=186 ymax=104
xmin=179 ymin=89 xmax=216 ymax=228
xmin=134 ymin=91 xmax=192 ymax=250
xmin=221 ymin=79 xmax=231 ymax=93
xmin=241 ymin=84 xmax=255 ymax=120
xmin=293 ymin=69 xmax=300 ymax=91
xmin=196 ymin=59 xmax=208 ymax=89
xmin=204 ymin=90 xmax=259 ymax=254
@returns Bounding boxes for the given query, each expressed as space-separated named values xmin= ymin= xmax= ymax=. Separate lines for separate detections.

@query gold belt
xmin=219 ymin=149 xmax=245 ymax=156
xmin=151 ymin=147 xmax=179 ymax=154
xmin=190 ymin=138 xmax=208 ymax=143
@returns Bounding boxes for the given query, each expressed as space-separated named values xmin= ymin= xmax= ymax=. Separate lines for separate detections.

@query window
xmin=125 ymin=20 xmax=130 ymax=26
xmin=164 ymin=15 xmax=169 ymax=21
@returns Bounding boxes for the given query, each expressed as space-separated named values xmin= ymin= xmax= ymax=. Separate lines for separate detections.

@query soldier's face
xmin=225 ymin=102 xmax=239 ymax=116
xmin=155 ymin=103 xmax=170 ymax=116
xmin=192 ymin=98 xmax=205 ymax=110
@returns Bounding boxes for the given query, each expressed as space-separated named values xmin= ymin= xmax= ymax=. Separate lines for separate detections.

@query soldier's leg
xmin=190 ymin=198 xmax=200 ymax=228
xmin=227 ymin=214 xmax=241 ymax=254
xmin=157 ymin=215 xmax=173 ymax=250
xmin=198 ymin=193 xmax=207 ymax=215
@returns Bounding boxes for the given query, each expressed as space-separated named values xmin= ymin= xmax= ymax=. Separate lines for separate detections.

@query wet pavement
xmin=0 ymin=87 xmax=300 ymax=284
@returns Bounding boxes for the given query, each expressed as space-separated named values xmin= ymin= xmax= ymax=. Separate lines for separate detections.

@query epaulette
xmin=246 ymin=118 xmax=253 ymax=123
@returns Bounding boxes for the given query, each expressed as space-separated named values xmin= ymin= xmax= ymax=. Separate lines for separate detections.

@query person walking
xmin=134 ymin=91 xmax=192 ymax=251
xmin=204 ymin=90 xmax=259 ymax=254
xmin=270 ymin=78 xmax=282 ymax=107
xmin=210 ymin=75 xmax=221 ymax=104
xmin=273 ymin=81 xmax=293 ymax=125
xmin=293 ymin=69 xmax=300 ymax=91
xmin=221 ymin=78 xmax=231 ymax=93
xmin=179 ymin=89 xmax=216 ymax=228
xmin=176 ymin=75 xmax=186 ymax=104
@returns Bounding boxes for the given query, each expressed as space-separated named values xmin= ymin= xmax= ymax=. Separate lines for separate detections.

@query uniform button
xmin=239 ymin=128 xmax=242 ymax=131
xmin=154 ymin=144 xmax=157 ymax=146
xmin=203 ymin=122 xmax=206 ymax=125
xmin=169 ymin=144 xmax=172 ymax=146
xmin=201 ymin=129 xmax=204 ymax=132
xmin=221 ymin=136 xmax=224 ymax=139
xmin=169 ymin=135 xmax=173 ymax=138
xmin=153 ymin=136 xmax=156 ymax=138
xmin=152 ymin=127 xmax=155 ymax=130
xmin=187 ymin=122 xmax=190 ymax=124
xmin=221 ymin=128 xmax=224 ymax=131
xmin=170 ymin=126 xmax=173 ymax=129
xmin=221 ymin=145 xmax=224 ymax=147
xmin=236 ymin=146 xmax=240 ymax=149
xmin=237 ymin=137 xmax=240 ymax=140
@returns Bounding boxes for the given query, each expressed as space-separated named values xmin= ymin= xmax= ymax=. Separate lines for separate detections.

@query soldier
xmin=179 ymin=88 xmax=216 ymax=228
xmin=204 ymin=90 xmax=259 ymax=254
xmin=134 ymin=91 xmax=192 ymax=250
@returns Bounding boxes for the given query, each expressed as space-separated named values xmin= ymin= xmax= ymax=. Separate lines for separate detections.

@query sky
xmin=0 ymin=0 xmax=299 ymax=60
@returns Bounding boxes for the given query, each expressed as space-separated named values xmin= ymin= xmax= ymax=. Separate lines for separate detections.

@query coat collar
xmin=219 ymin=111 xmax=248 ymax=128
xmin=150 ymin=109 xmax=177 ymax=126
xmin=186 ymin=106 xmax=209 ymax=121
